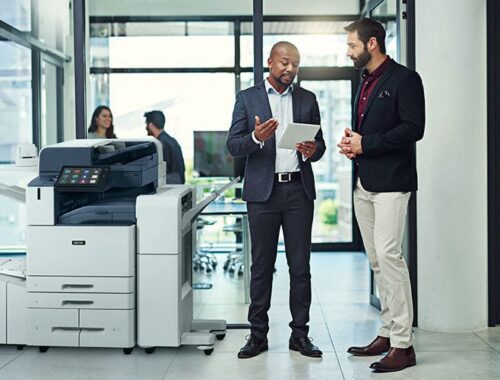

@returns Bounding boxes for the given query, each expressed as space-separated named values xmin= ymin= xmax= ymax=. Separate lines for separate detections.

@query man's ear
xmin=368 ymin=37 xmax=378 ymax=52
xmin=267 ymin=56 xmax=273 ymax=68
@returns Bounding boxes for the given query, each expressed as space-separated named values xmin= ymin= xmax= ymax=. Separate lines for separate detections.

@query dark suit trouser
xmin=246 ymin=179 xmax=314 ymax=339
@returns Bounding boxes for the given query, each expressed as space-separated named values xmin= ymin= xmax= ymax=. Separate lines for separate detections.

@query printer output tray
xmin=58 ymin=198 xmax=136 ymax=225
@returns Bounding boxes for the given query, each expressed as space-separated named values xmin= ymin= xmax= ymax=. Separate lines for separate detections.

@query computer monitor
xmin=193 ymin=131 xmax=236 ymax=178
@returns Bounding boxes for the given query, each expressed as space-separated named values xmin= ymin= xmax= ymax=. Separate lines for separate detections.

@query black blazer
xmin=354 ymin=59 xmax=425 ymax=192
xmin=157 ymin=131 xmax=186 ymax=184
xmin=226 ymin=81 xmax=326 ymax=202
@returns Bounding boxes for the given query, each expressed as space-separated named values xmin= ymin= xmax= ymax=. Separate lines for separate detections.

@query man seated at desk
xmin=144 ymin=110 xmax=186 ymax=184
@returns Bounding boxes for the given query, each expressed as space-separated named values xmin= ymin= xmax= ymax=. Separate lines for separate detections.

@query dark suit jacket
xmin=157 ymin=131 xmax=186 ymax=184
xmin=226 ymin=81 xmax=326 ymax=202
xmin=354 ymin=59 xmax=425 ymax=192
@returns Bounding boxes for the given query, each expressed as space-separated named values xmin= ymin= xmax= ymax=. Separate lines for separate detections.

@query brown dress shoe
xmin=347 ymin=336 xmax=390 ymax=356
xmin=369 ymin=346 xmax=416 ymax=372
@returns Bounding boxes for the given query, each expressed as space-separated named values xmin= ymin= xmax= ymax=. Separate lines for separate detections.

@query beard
xmin=271 ymin=72 xmax=295 ymax=89
xmin=352 ymin=47 xmax=371 ymax=69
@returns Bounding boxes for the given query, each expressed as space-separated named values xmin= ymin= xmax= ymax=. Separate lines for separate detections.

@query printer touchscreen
xmin=55 ymin=166 xmax=109 ymax=189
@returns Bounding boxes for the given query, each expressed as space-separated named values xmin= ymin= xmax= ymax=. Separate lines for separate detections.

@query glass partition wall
xmin=0 ymin=0 xmax=69 ymax=253
xmin=88 ymin=16 xmax=361 ymax=248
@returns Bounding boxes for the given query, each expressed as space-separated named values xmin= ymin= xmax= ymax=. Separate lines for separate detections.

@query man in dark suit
xmin=144 ymin=110 xmax=186 ymax=184
xmin=338 ymin=18 xmax=425 ymax=372
xmin=227 ymin=41 xmax=325 ymax=359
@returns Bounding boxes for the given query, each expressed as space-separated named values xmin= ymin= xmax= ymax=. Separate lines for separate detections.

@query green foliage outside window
xmin=318 ymin=199 xmax=338 ymax=225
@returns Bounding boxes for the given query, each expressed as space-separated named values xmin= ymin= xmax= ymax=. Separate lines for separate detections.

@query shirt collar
xmin=265 ymin=78 xmax=294 ymax=95
xmin=362 ymin=56 xmax=391 ymax=81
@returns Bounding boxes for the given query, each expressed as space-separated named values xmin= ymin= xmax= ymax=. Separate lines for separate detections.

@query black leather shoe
xmin=289 ymin=336 xmax=323 ymax=358
xmin=237 ymin=334 xmax=268 ymax=359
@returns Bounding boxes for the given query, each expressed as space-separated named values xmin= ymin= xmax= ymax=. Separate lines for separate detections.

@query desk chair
xmin=193 ymin=217 xmax=218 ymax=274
xmin=222 ymin=219 xmax=244 ymax=276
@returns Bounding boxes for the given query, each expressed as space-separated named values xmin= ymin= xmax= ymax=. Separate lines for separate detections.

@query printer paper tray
xmin=27 ymin=225 xmax=135 ymax=277
xmin=28 ymin=276 xmax=134 ymax=293
xmin=28 ymin=292 xmax=135 ymax=309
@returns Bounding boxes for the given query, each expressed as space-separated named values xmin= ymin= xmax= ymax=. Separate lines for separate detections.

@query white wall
xmin=88 ymin=0 xmax=359 ymax=17
xmin=416 ymin=0 xmax=487 ymax=331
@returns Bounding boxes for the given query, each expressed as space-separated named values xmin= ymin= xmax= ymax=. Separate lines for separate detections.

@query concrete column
xmin=415 ymin=0 xmax=488 ymax=331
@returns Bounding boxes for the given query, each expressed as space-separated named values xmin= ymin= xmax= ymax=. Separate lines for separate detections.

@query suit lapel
xmin=292 ymin=88 xmax=305 ymax=161
xmin=256 ymin=81 xmax=276 ymax=149
xmin=256 ymin=81 xmax=273 ymax=121
xmin=292 ymin=86 xmax=301 ymax=124
xmin=358 ymin=61 xmax=397 ymax=129
xmin=352 ymin=79 xmax=363 ymax=132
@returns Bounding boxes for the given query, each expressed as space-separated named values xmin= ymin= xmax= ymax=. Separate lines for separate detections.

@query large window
xmin=300 ymin=79 xmax=354 ymax=243
xmin=88 ymin=16 xmax=360 ymax=247
xmin=93 ymin=72 xmax=235 ymax=166
xmin=240 ymin=21 xmax=351 ymax=67
xmin=0 ymin=1 xmax=69 ymax=253
xmin=89 ymin=20 xmax=240 ymax=177
xmin=91 ymin=22 xmax=235 ymax=68
xmin=0 ymin=41 xmax=32 ymax=163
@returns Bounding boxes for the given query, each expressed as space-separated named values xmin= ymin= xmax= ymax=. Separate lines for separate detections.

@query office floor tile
xmin=0 ymin=252 xmax=498 ymax=379
xmin=337 ymin=350 xmax=500 ymax=380
xmin=474 ymin=327 xmax=500 ymax=352
xmin=413 ymin=328 xmax=494 ymax=352
xmin=0 ymin=352 xmax=23 ymax=369
xmin=163 ymin=350 xmax=343 ymax=380
xmin=0 ymin=346 xmax=178 ymax=380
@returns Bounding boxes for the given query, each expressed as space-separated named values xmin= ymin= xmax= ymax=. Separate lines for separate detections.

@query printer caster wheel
xmin=203 ymin=348 xmax=214 ymax=356
xmin=123 ymin=347 xmax=133 ymax=355
xmin=145 ymin=347 xmax=156 ymax=354
xmin=39 ymin=346 xmax=49 ymax=353
xmin=216 ymin=334 xmax=226 ymax=341
xmin=16 ymin=345 xmax=25 ymax=351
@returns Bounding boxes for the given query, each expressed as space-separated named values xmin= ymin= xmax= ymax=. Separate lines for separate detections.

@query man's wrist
xmin=252 ymin=131 xmax=264 ymax=148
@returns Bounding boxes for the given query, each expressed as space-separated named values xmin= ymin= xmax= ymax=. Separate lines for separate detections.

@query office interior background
xmin=0 ymin=0 xmax=499 ymax=379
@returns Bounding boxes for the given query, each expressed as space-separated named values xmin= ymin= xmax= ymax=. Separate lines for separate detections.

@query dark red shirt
xmin=357 ymin=56 xmax=391 ymax=130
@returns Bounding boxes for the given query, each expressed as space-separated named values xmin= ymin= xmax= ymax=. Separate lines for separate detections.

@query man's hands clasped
xmin=337 ymin=128 xmax=363 ymax=159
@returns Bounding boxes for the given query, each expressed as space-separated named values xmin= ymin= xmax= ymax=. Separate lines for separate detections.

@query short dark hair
xmin=345 ymin=18 xmax=386 ymax=54
xmin=144 ymin=110 xmax=165 ymax=129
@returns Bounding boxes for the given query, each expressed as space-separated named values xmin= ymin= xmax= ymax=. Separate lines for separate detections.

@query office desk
xmin=202 ymin=201 xmax=251 ymax=304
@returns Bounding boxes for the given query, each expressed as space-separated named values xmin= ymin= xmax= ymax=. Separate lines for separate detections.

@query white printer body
xmin=0 ymin=273 xmax=26 ymax=346
xmin=0 ymin=138 xmax=226 ymax=354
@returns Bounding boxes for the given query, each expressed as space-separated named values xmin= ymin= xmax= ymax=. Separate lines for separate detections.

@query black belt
xmin=275 ymin=172 xmax=301 ymax=183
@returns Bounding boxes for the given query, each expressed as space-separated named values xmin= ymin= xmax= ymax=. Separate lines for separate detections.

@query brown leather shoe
xmin=347 ymin=336 xmax=390 ymax=356
xmin=369 ymin=346 xmax=416 ymax=372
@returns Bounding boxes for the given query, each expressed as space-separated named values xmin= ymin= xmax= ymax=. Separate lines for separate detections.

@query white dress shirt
xmin=251 ymin=79 xmax=300 ymax=173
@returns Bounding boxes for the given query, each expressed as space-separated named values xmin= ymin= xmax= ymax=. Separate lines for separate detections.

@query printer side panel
xmin=136 ymin=190 xmax=181 ymax=255
xmin=0 ymin=280 xmax=5 ymax=343
xmin=7 ymin=278 xmax=27 ymax=345
xmin=26 ymin=186 xmax=54 ymax=226
xmin=136 ymin=186 xmax=192 ymax=347
xmin=137 ymin=254 xmax=181 ymax=346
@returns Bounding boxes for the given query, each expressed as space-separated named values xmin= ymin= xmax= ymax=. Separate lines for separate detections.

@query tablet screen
xmin=277 ymin=123 xmax=321 ymax=150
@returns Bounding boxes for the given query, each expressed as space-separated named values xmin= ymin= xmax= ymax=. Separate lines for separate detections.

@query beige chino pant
xmin=353 ymin=178 xmax=414 ymax=348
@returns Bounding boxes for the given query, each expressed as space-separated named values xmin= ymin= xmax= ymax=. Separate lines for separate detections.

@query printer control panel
xmin=55 ymin=166 xmax=109 ymax=190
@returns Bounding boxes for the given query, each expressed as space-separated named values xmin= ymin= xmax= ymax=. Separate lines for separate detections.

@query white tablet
xmin=277 ymin=123 xmax=321 ymax=150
